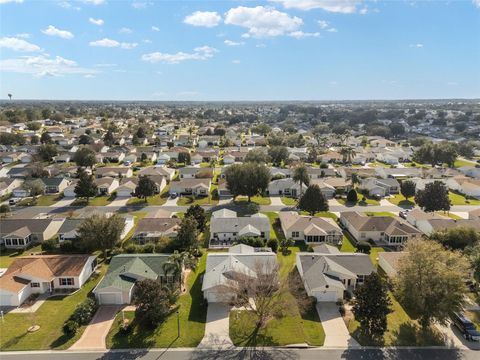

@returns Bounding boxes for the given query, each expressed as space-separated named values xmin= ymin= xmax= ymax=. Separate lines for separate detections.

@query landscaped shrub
xmin=59 ymin=240 xmax=75 ymax=253
xmin=124 ymin=244 xmax=139 ymax=253
xmin=239 ymin=236 xmax=265 ymax=248
xmin=346 ymin=189 xmax=358 ymax=203
xmin=63 ymin=320 xmax=78 ymax=335
xmin=142 ymin=243 xmax=155 ymax=253
xmin=266 ymin=238 xmax=279 ymax=253
xmin=41 ymin=238 xmax=58 ymax=252
xmin=357 ymin=241 xmax=372 ymax=254
xmin=70 ymin=298 xmax=98 ymax=325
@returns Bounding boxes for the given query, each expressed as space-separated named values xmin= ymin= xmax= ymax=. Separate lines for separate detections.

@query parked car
xmin=399 ymin=209 xmax=410 ymax=219
xmin=8 ymin=198 xmax=20 ymax=206
xmin=451 ymin=312 xmax=480 ymax=341
xmin=170 ymin=192 xmax=178 ymax=199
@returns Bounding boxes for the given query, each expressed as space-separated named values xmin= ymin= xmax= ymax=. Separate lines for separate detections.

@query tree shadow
xmin=391 ymin=322 xmax=445 ymax=347
xmin=188 ymin=271 xmax=208 ymax=324
xmin=340 ymin=347 xmax=464 ymax=360
xmin=95 ymin=349 xmax=149 ymax=360
xmin=108 ymin=317 xmax=156 ymax=349
xmin=1 ymin=331 xmax=29 ymax=349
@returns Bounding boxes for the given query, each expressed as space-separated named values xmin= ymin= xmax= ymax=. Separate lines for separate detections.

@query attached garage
xmin=0 ymin=293 xmax=14 ymax=307
xmin=97 ymin=292 xmax=123 ymax=305
xmin=313 ymin=290 xmax=339 ymax=302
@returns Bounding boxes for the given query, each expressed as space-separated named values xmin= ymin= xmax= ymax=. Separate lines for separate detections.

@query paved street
xmin=1 ymin=348 xmax=478 ymax=360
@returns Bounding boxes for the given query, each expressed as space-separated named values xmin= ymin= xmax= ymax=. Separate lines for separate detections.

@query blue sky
xmin=1 ymin=0 xmax=479 ymax=101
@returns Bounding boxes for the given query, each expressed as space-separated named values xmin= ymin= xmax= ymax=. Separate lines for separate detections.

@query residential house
xmin=279 ymin=211 xmax=343 ymax=245
xmin=138 ymin=166 xmax=175 ymax=181
xmin=415 ymin=218 xmax=480 ymax=236
xmin=0 ymin=178 xmax=23 ymax=197
xmin=95 ymin=177 xmax=119 ymax=195
xmin=58 ymin=219 xmax=83 ymax=242
xmin=209 ymin=209 xmax=270 ymax=247
xmin=95 ymin=167 xmax=132 ymax=179
xmin=0 ymin=218 xmax=65 ymax=249
xmin=93 ymin=254 xmax=176 ymax=305
xmin=41 ymin=178 xmax=70 ymax=194
xmin=340 ymin=212 xmax=421 ymax=246
xmin=202 ymin=244 xmax=277 ymax=303
xmin=169 ymin=178 xmax=211 ymax=197
xmin=0 ymin=255 xmax=97 ymax=307
xmin=378 ymin=252 xmax=407 ymax=278
xmin=133 ymin=217 xmax=181 ymax=244
xmin=116 ymin=179 xmax=137 ymax=197
xmin=267 ymin=178 xmax=306 ymax=198
xmin=178 ymin=166 xmax=214 ymax=179
xmin=358 ymin=177 xmax=400 ymax=197
xmin=296 ymin=245 xmax=374 ymax=302
xmin=446 ymin=176 xmax=480 ymax=199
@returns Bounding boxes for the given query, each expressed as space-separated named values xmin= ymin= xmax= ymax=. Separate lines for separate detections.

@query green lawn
xmin=337 ymin=191 xmax=380 ymax=206
xmin=17 ymin=195 xmax=63 ymax=206
xmin=106 ymin=253 xmax=207 ymax=348
xmin=0 ymin=245 xmax=43 ymax=268
xmin=339 ymin=234 xmax=357 ymax=252
xmin=369 ymin=247 xmax=386 ymax=267
xmin=365 ymin=211 xmax=396 ymax=217
xmin=230 ymin=246 xmax=325 ymax=346
xmin=261 ymin=212 xmax=286 ymax=241
xmin=454 ymin=159 xmax=477 ymax=168
xmin=388 ymin=194 xmax=415 ymax=206
xmin=347 ymin=292 xmax=444 ymax=346
xmin=127 ymin=186 xmax=170 ymax=206
xmin=367 ymin=162 xmax=391 ymax=168
xmin=281 ymin=197 xmax=297 ymax=206
xmin=449 ymin=191 xmax=480 ymax=205
xmin=299 ymin=211 xmax=338 ymax=220
xmin=0 ymin=265 xmax=105 ymax=351
xmin=234 ymin=196 xmax=272 ymax=205
xmin=403 ymin=162 xmax=432 ymax=168
xmin=71 ymin=194 xmax=115 ymax=206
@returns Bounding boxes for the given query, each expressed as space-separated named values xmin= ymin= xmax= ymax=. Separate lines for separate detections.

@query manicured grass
xmin=367 ymin=162 xmax=391 ymax=168
xmin=403 ymin=162 xmax=432 ymax=168
xmin=347 ymin=292 xmax=445 ymax=346
xmin=0 ymin=264 xmax=105 ymax=351
xmin=17 ymin=195 xmax=63 ymax=206
xmin=300 ymin=211 xmax=338 ymax=220
xmin=261 ymin=212 xmax=286 ymax=241
xmin=449 ymin=191 xmax=480 ymax=205
xmin=454 ymin=159 xmax=477 ymax=168
xmin=0 ymin=245 xmax=43 ymax=268
xmin=230 ymin=246 xmax=325 ymax=346
xmin=234 ymin=196 xmax=272 ymax=205
xmin=388 ymin=194 xmax=415 ymax=206
xmin=127 ymin=186 xmax=170 ymax=206
xmin=337 ymin=191 xmax=380 ymax=206
xmin=369 ymin=247 xmax=386 ymax=267
xmin=281 ymin=196 xmax=297 ymax=206
xmin=339 ymin=234 xmax=357 ymax=252
xmin=106 ymin=253 xmax=207 ymax=348
xmin=365 ymin=211 xmax=396 ymax=217
xmin=71 ymin=194 xmax=115 ymax=206
xmin=176 ymin=195 xmax=218 ymax=206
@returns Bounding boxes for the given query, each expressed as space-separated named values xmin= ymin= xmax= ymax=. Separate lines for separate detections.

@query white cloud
xmin=119 ymin=27 xmax=133 ymax=34
xmin=89 ymin=38 xmax=138 ymax=49
xmin=184 ymin=11 xmax=221 ymax=28
xmin=0 ymin=54 xmax=96 ymax=77
xmin=42 ymin=25 xmax=74 ymax=39
xmin=224 ymin=6 xmax=303 ymax=38
xmin=151 ymin=26 xmax=160 ymax=32
xmin=224 ymin=39 xmax=245 ymax=46
xmin=142 ymin=46 xmax=218 ymax=64
xmin=256 ymin=43 xmax=267 ymax=48
xmin=58 ymin=1 xmax=80 ymax=10
xmin=142 ymin=39 xmax=152 ymax=44
xmin=83 ymin=0 xmax=105 ymax=5
xmin=89 ymin=17 xmax=104 ymax=26
xmin=84 ymin=74 xmax=95 ymax=78
xmin=94 ymin=63 xmax=117 ymax=67
xmin=177 ymin=91 xmax=198 ymax=97
xmin=151 ymin=91 xmax=167 ymax=97
xmin=359 ymin=7 xmax=368 ymax=14
xmin=0 ymin=0 xmax=24 ymax=4
xmin=15 ymin=33 xmax=30 ymax=39
xmin=409 ymin=43 xmax=424 ymax=48
xmin=318 ymin=20 xmax=337 ymax=32
xmin=232 ymin=59 xmax=241 ymax=64
xmin=0 ymin=37 xmax=41 ymax=52
xmin=132 ymin=1 xmax=153 ymax=9
xmin=289 ymin=31 xmax=320 ymax=39
xmin=473 ymin=0 xmax=480 ymax=8
xmin=271 ymin=0 xmax=362 ymax=13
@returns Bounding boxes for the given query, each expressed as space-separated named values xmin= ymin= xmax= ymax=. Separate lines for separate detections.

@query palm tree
xmin=163 ymin=251 xmax=185 ymax=285
xmin=340 ymin=146 xmax=356 ymax=164
xmin=293 ymin=163 xmax=310 ymax=198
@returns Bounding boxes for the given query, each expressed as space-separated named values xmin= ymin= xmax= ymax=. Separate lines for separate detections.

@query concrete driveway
xmin=106 ymin=196 xmax=130 ymax=207
xmin=198 ymin=303 xmax=233 ymax=348
xmin=436 ymin=321 xmax=480 ymax=350
xmin=269 ymin=196 xmax=284 ymax=206
xmin=70 ymin=305 xmax=120 ymax=350
xmin=50 ymin=197 xmax=76 ymax=207
xmin=316 ymin=303 xmax=359 ymax=348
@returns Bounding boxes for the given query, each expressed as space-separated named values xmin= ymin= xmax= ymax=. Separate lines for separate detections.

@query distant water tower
xmin=8 ymin=94 xmax=12 ymax=100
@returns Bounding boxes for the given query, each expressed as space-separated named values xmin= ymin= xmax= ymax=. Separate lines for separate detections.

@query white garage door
xmin=0 ymin=294 xmax=13 ymax=306
xmin=98 ymin=293 xmax=121 ymax=305
xmin=315 ymin=291 xmax=338 ymax=302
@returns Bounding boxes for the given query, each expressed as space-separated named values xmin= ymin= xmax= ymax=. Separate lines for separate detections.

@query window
xmin=5 ymin=239 xmax=11 ymax=246
xmin=360 ymin=233 xmax=366 ymax=239
xmin=30 ymin=282 xmax=40 ymax=288
xmin=260 ymin=232 xmax=265 ymax=237
xmin=59 ymin=278 xmax=74 ymax=286
xmin=292 ymin=231 xmax=299 ymax=238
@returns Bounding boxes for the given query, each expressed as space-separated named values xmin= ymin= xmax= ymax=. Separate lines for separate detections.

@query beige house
xmin=169 ymin=178 xmax=211 ymax=197
xmin=0 ymin=218 xmax=65 ymax=249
